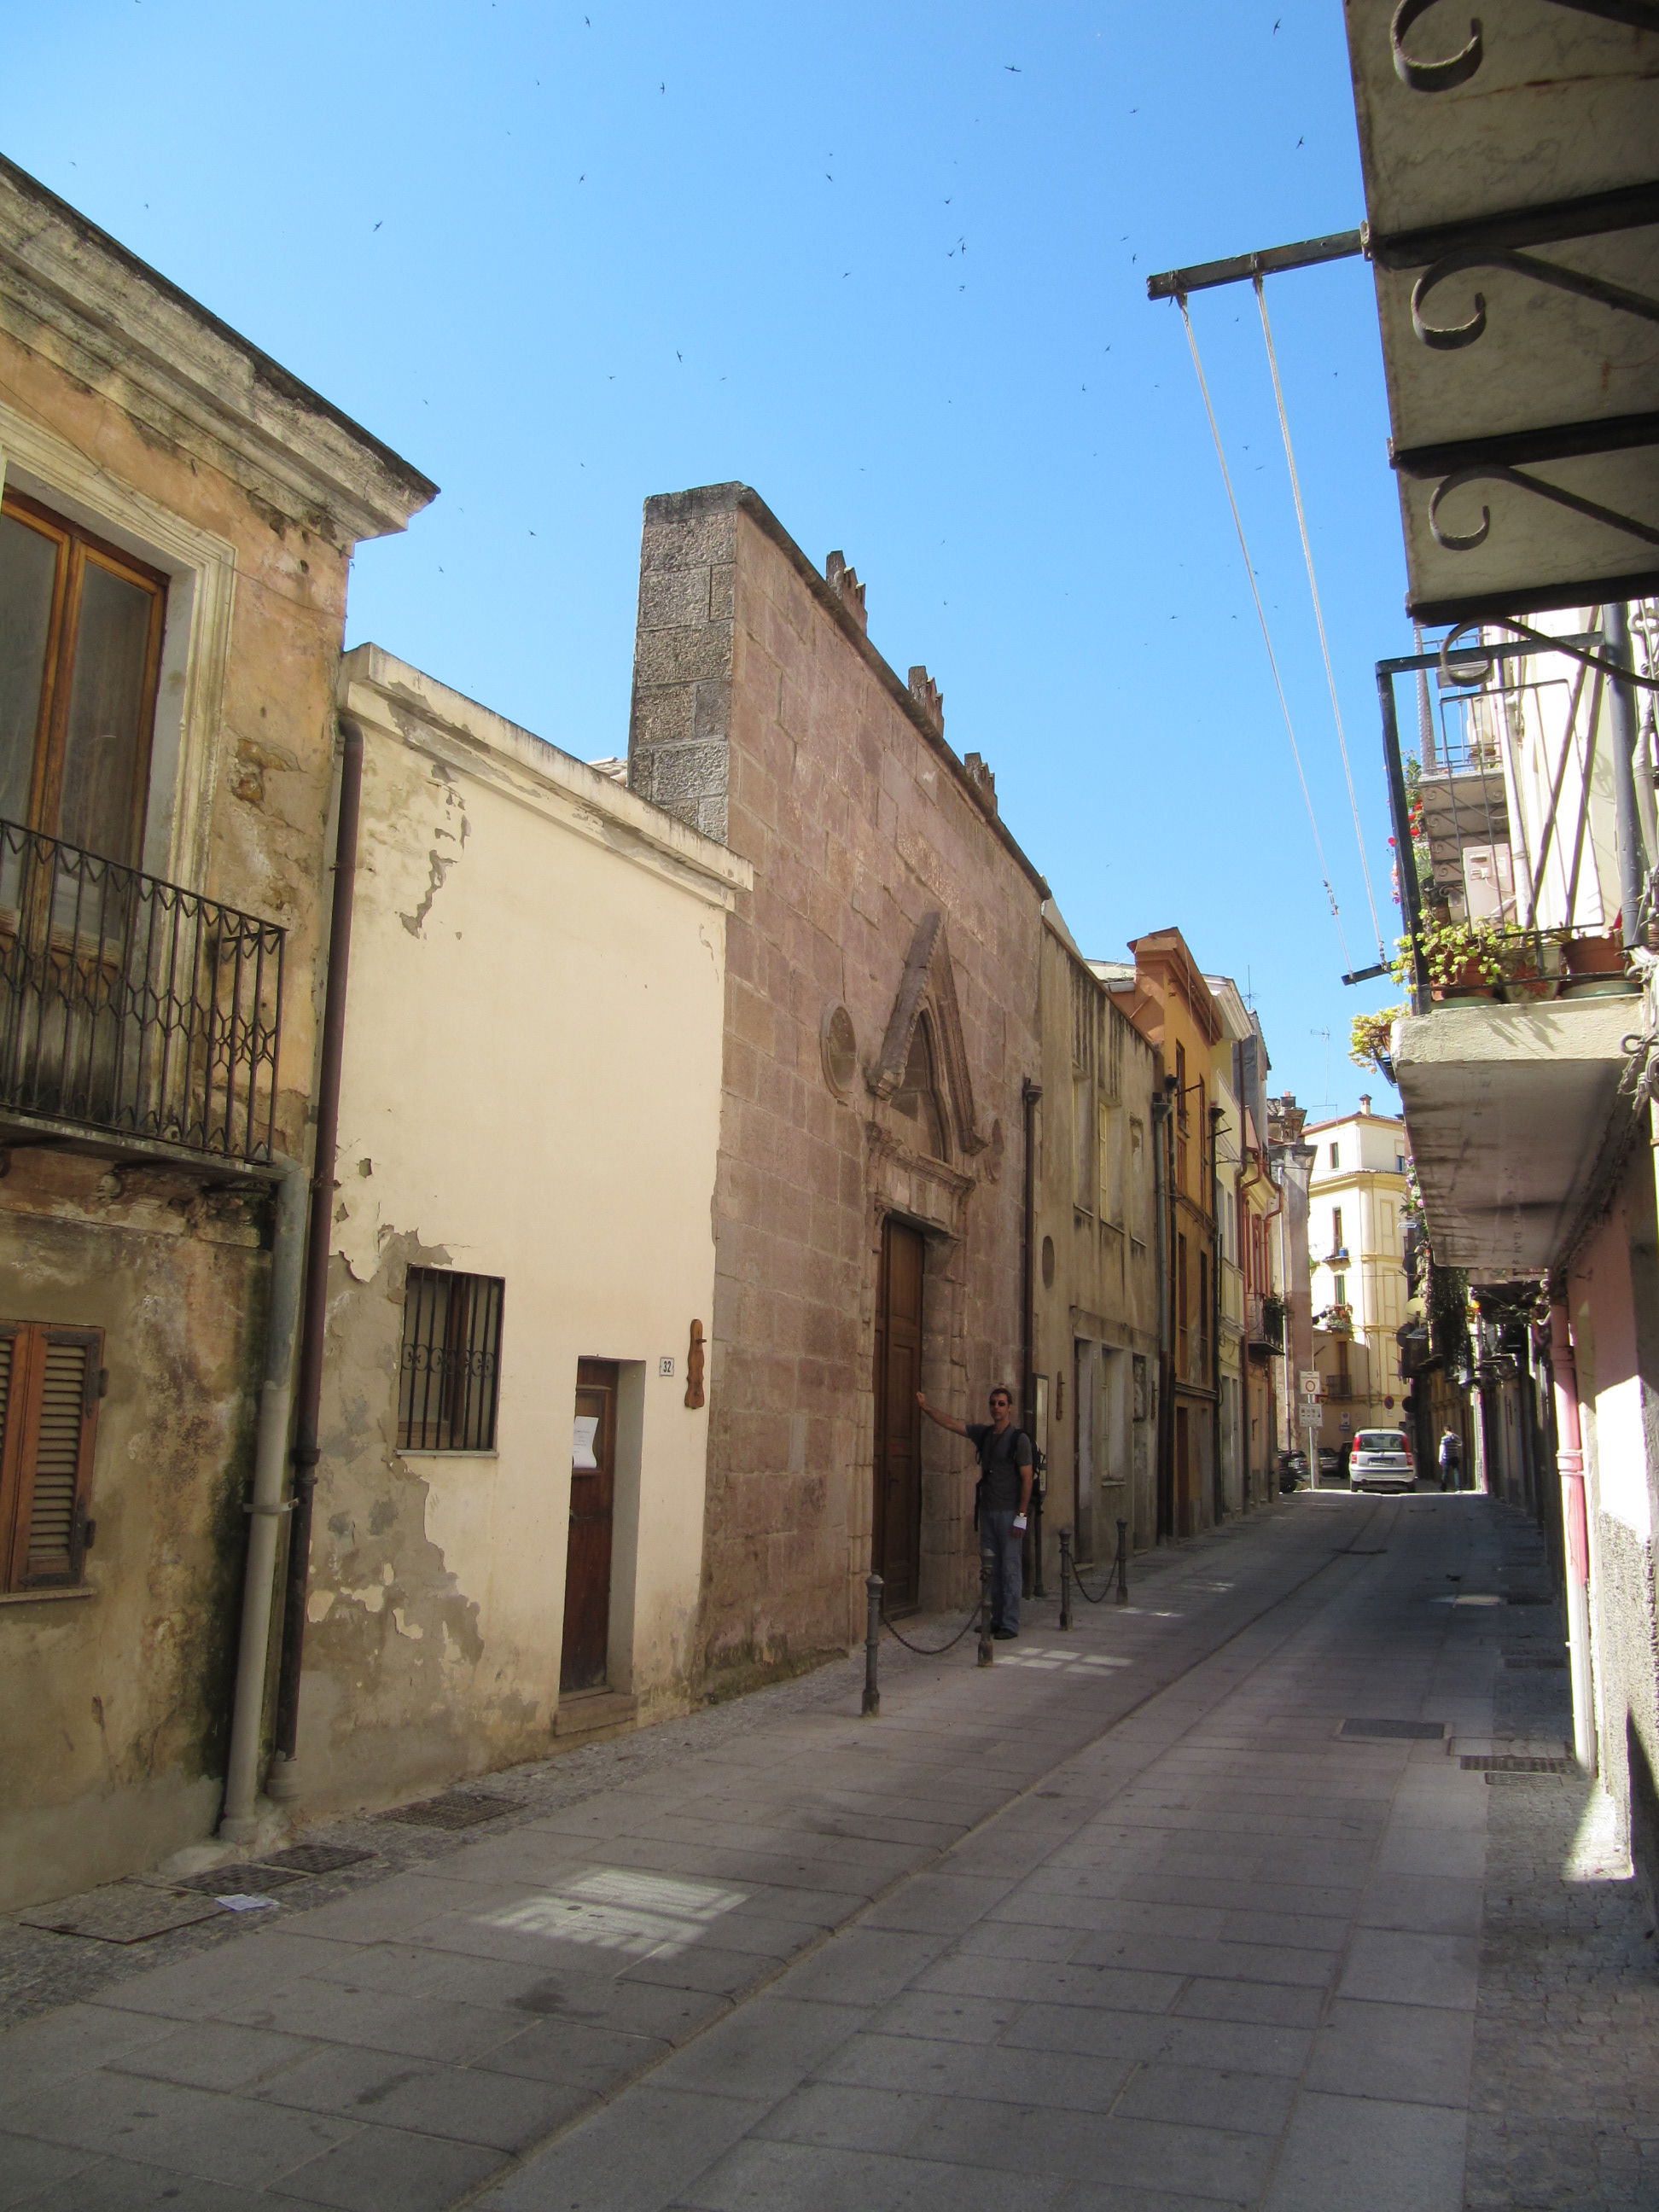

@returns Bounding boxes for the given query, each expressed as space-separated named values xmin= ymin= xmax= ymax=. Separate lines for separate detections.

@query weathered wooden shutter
xmin=2 ymin=1324 xmax=102 ymax=1592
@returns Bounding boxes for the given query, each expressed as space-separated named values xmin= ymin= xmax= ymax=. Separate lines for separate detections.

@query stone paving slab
xmin=5 ymin=1492 xmax=1653 ymax=2206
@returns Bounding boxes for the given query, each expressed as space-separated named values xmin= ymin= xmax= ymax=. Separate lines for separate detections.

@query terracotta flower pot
xmin=1563 ymin=934 xmax=1626 ymax=977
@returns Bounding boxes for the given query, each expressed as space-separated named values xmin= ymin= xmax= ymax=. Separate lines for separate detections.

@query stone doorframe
xmin=852 ymin=1126 xmax=979 ymax=1633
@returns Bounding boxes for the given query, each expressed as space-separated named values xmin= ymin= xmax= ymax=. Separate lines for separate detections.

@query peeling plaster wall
xmin=293 ymin=649 xmax=737 ymax=1813
xmin=0 ymin=1160 xmax=264 ymax=1910
xmin=0 ymin=189 xmax=428 ymax=1908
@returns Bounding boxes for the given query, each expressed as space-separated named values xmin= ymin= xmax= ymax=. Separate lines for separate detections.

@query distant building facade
xmin=1033 ymin=910 xmax=1159 ymax=1564
xmin=1305 ymin=1101 xmax=1412 ymax=1452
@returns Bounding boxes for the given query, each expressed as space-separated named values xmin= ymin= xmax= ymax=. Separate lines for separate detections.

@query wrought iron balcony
xmin=1246 ymin=1293 xmax=1285 ymax=1353
xmin=0 ymin=819 xmax=284 ymax=1167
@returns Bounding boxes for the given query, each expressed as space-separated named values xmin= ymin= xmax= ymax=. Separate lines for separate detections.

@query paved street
xmin=3 ymin=1491 xmax=1656 ymax=2211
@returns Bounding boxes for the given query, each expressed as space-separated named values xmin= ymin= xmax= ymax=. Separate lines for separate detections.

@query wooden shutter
xmin=0 ymin=1323 xmax=102 ymax=1592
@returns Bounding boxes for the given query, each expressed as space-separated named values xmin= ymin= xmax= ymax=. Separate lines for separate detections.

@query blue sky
xmin=10 ymin=0 xmax=1413 ymax=1119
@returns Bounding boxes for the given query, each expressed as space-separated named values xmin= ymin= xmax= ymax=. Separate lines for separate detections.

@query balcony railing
xmin=0 ymin=820 xmax=284 ymax=1166
xmin=1246 ymin=1293 xmax=1285 ymax=1353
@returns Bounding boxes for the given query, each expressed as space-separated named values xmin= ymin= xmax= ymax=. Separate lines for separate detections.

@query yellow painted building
xmin=1305 ymin=1100 xmax=1412 ymax=1449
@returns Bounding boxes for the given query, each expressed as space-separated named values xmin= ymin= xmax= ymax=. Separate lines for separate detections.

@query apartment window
xmin=1332 ymin=1206 xmax=1344 ymax=1254
xmin=0 ymin=1322 xmax=103 ymax=1592
xmin=1396 ymin=1154 xmax=1406 ymax=1173
xmin=1333 ymin=1272 xmax=1348 ymax=1307
xmin=0 ymin=492 xmax=167 ymax=866
xmin=398 ymin=1269 xmax=504 ymax=1452
xmin=1330 ymin=1143 xmax=1340 ymax=1170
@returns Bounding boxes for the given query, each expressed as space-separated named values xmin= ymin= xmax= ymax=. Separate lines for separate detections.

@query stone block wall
xmin=629 ymin=484 xmax=1047 ymax=1685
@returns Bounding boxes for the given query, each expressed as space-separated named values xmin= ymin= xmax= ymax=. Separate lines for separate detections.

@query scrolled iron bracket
xmin=1412 ymin=247 xmax=1659 ymax=349
xmin=1428 ymin=461 xmax=1659 ymax=553
xmin=1391 ymin=0 xmax=1483 ymax=90
xmin=1394 ymin=0 xmax=1659 ymax=94
xmin=1437 ymin=619 xmax=1659 ymax=692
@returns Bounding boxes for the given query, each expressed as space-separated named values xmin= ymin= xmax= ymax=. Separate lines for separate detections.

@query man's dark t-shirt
xmin=968 ymin=1423 xmax=1033 ymax=1513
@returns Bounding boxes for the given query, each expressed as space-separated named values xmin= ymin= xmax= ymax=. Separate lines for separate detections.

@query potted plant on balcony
xmin=1392 ymin=920 xmax=1503 ymax=1001
xmin=1349 ymin=1005 xmax=1405 ymax=1079
xmin=1558 ymin=928 xmax=1630 ymax=997
xmin=1495 ymin=930 xmax=1562 ymax=1004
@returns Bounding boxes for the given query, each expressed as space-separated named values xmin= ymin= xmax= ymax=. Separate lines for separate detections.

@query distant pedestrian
xmin=1438 ymin=1429 xmax=1464 ymax=1492
xmin=917 ymin=1385 xmax=1033 ymax=1639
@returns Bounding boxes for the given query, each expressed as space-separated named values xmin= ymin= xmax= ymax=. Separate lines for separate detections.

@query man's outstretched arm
xmin=917 ymin=1393 xmax=969 ymax=1438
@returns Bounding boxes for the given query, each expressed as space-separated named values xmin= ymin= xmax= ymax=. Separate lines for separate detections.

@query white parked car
xmin=1349 ymin=1429 xmax=1415 ymax=1493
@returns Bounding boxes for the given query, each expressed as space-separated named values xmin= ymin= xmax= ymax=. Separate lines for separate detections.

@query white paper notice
xmin=572 ymin=1416 xmax=599 ymax=1470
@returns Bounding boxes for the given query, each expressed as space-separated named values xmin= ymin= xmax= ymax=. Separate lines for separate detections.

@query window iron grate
xmin=397 ymin=1267 xmax=504 ymax=1453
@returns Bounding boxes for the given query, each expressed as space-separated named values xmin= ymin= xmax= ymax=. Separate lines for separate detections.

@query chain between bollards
xmin=862 ymin=1573 xmax=882 ymax=1715
xmin=1058 ymin=1527 xmax=1074 ymax=1630
xmin=977 ymin=1545 xmax=995 ymax=1666
xmin=1116 ymin=1517 xmax=1129 ymax=1604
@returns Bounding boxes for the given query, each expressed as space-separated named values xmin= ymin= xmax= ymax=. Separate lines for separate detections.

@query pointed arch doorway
xmin=872 ymin=1216 xmax=925 ymax=1612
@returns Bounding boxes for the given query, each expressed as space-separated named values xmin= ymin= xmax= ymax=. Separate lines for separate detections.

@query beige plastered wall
xmin=290 ymin=649 xmax=746 ymax=1813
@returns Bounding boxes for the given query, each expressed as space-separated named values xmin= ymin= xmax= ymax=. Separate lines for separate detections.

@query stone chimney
xmin=1359 ymin=1093 xmax=1372 ymax=1115
xmin=908 ymin=665 xmax=944 ymax=734
xmin=825 ymin=551 xmax=867 ymax=631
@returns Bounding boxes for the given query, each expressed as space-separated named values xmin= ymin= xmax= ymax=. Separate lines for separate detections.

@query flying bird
xmin=1004 ymin=64 xmax=1022 ymax=73
xmin=373 ymin=221 xmax=381 ymax=230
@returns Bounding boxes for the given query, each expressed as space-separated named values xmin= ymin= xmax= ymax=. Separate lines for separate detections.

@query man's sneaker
xmin=992 ymin=1627 xmax=1018 ymax=1640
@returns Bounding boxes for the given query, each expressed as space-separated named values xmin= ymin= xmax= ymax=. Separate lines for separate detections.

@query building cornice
xmin=0 ymin=157 xmax=436 ymax=546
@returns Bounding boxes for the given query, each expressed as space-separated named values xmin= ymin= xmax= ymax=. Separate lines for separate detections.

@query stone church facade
xmin=628 ymin=483 xmax=1046 ymax=1690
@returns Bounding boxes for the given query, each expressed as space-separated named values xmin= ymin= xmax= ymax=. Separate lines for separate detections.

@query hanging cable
xmin=1177 ymin=294 xmax=1354 ymax=970
xmin=1254 ymin=277 xmax=1388 ymax=963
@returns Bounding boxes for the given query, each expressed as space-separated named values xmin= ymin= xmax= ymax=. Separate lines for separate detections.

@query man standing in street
xmin=1438 ymin=1428 xmax=1464 ymax=1493
xmin=917 ymin=1385 xmax=1033 ymax=1639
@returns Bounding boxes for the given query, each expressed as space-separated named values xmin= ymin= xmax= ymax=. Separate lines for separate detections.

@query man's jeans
xmin=981 ymin=1507 xmax=1023 ymax=1635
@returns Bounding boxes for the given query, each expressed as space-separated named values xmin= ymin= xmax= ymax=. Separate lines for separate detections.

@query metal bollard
xmin=863 ymin=1573 xmax=882 ymax=1716
xmin=1115 ymin=1518 xmax=1129 ymax=1605
xmin=1057 ymin=1528 xmax=1074 ymax=1630
xmin=977 ymin=1547 xmax=995 ymax=1667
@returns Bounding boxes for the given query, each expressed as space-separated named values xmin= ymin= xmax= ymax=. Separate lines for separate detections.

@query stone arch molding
xmin=866 ymin=912 xmax=987 ymax=1161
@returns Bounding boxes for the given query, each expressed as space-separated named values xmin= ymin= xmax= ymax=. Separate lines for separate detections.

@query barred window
xmin=397 ymin=1269 xmax=504 ymax=1452
xmin=0 ymin=1321 xmax=104 ymax=1592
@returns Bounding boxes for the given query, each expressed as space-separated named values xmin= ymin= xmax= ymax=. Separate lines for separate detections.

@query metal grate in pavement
xmin=16 ymin=1883 xmax=228 ymax=1944
xmin=379 ymin=1792 xmax=516 ymax=1830
xmin=259 ymin=1843 xmax=377 ymax=1875
xmin=1341 ymin=1718 xmax=1446 ymax=1740
xmin=171 ymin=1863 xmax=307 ymax=1895
xmin=1461 ymin=1754 xmax=1574 ymax=1773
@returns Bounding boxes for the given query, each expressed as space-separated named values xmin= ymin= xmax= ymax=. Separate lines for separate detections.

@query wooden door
xmin=1175 ymin=1404 xmax=1194 ymax=1540
xmin=562 ymin=1359 xmax=617 ymax=1692
xmin=872 ymin=1218 xmax=924 ymax=1610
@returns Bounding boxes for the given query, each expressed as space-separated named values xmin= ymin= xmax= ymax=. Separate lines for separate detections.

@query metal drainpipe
xmin=1605 ymin=602 xmax=1647 ymax=949
xmin=218 ymin=1155 xmax=307 ymax=1842
xmin=1210 ymin=1107 xmax=1225 ymax=1522
xmin=266 ymin=714 xmax=364 ymax=1801
xmin=1021 ymin=1078 xmax=1044 ymax=1595
xmin=1549 ymin=1301 xmax=1598 ymax=1773
xmin=1152 ymin=1083 xmax=1174 ymax=1542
